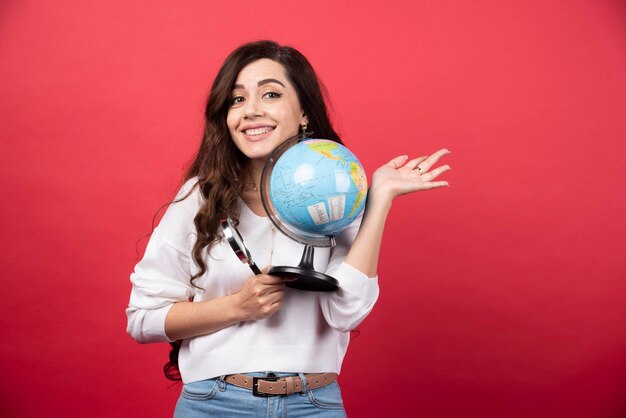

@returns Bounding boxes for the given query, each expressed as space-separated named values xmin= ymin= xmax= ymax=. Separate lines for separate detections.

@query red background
xmin=1 ymin=1 xmax=625 ymax=417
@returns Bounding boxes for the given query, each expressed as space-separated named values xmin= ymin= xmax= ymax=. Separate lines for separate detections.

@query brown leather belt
xmin=224 ymin=373 xmax=337 ymax=397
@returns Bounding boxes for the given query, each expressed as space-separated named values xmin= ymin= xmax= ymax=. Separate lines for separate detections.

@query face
xmin=227 ymin=59 xmax=307 ymax=163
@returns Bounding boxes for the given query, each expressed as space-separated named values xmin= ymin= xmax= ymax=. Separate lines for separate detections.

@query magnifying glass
xmin=221 ymin=218 xmax=262 ymax=275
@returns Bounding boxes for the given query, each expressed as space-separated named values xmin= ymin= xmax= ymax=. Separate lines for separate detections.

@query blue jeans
xmin=174 ymin=372 xmax=347 ymax=417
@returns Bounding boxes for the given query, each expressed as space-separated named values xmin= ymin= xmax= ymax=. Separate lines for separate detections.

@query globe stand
xmin=270 ymin=245 xmax=338 ymax=292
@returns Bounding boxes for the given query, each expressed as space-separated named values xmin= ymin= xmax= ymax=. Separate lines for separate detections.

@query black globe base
xmin=270 ymin=266 xmax=338 ymax=292
xmin=269 ymin=244 xmax=338 ymax=292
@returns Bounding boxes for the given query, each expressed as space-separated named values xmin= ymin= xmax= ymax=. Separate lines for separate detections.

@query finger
xmin=259 ymin=292 xmax=283 ymax=306
xmin=280 ymin=276 xmax=298 ymax=282
xmin=266 ymin=271 xmax=298 ymax=282
xmin=266 ymin=299 xmax=284 ymax=316
xmin=420 ymin=181 xmax=450 ymax=190
xmin=262 ymin=291 xmax=284 ymax=309
xmin=264 ymin=283 xmax=287 ymax=295
xmin=254 ymin=283 xmax=285 ymax=301
xmin=405 ymin=156 xmax=428 ymax=171
xmin=258 ymin=274 xmax=288 ymax=285
xmin=386 ymin=155 xmax=408 ymax=169
xmin=417 ymin=149 xmax=451 ymax=172
xmin=421 ymin=165 xmax=451 ymax=181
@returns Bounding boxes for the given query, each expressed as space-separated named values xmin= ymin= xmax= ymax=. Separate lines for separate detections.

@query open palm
xmin=370 ymin=148 xmax=451 ymax=202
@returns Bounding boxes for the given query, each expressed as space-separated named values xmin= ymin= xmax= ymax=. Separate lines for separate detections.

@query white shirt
xmin=126 ymin=178 xmax=379 ymax=384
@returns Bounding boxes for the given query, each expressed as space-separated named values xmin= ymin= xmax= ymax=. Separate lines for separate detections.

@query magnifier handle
xmin=249 ymin=262 xmax=262 ymax=275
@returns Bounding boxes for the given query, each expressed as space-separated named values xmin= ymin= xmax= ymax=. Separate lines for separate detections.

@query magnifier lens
xmin=221 ymin=218 xmax=261 ymax=275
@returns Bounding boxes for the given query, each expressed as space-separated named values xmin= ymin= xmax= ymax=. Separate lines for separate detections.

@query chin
xmin=242 ymin=147 xmax=274 ymax=162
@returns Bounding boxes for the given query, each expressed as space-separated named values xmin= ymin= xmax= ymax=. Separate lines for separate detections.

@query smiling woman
xmin=126 ymin=40 xmax=450 ymax=417
xmin=227 ymin=59 xmax=307 ymax=175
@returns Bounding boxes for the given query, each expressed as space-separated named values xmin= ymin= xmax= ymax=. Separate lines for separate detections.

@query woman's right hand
xmin=164 ymin=267 xmax=290 ymax=340
xmin=233 ymin=267 xmax=289 ymax=321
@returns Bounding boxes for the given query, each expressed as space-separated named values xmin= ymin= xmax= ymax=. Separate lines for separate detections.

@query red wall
xmin=1 ymin=1 xmax=625 ymax=417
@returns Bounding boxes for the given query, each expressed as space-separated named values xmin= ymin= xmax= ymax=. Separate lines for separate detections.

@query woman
xmin=127 ymin=40 xmax=450 ymax=417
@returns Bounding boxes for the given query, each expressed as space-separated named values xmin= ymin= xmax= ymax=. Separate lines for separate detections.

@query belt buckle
xmin=252 ymin=376 xmax=281 ymax=397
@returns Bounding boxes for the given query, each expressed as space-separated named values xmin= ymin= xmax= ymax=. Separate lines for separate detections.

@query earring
xmin=301 ymin=122 xmax=308 ymax=133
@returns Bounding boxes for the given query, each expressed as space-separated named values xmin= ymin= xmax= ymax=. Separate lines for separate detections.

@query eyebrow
xmin=233 ymin=78 xmax=286 ymax=90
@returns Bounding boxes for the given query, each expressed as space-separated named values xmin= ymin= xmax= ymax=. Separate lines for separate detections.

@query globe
xmin=262 ymin=136 xmax=368 ymax=245
xmin=260 ymin=134 xmax=368 ymax=291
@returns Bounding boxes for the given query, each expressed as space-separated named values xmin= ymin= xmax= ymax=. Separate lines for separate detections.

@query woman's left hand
xmin=342 ymin=148 xmax=451 ymax=276
xmin=368 ymin=148 xmax=451 ymax=206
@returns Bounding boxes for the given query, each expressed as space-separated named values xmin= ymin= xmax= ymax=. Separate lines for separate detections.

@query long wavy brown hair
xmin=164 ymin=40 xmax=343 ymax=380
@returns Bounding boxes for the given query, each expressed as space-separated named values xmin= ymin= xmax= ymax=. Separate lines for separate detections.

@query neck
xmin=245 ymin=159 xmax=265 ymax=192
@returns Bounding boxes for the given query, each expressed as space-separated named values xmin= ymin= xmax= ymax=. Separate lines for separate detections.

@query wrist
xmin=366 ymin=190 xmax=393 ymax=214
xmin=226 ymin=292 xmax=249 ymax=323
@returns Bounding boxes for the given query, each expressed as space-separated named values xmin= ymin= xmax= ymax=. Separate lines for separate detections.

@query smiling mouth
xmin=243 ymin=127 xmax=274 ymax=136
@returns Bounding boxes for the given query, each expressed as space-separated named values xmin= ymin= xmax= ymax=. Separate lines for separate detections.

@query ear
xmin=301 ymin=112 xmax=309 ymax=125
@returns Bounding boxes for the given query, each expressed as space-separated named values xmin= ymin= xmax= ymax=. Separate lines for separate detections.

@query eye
xmin=231 ymin=96 xmax=245 ymax=106
xmin=263 ymin=91 xmax=282 ymax=99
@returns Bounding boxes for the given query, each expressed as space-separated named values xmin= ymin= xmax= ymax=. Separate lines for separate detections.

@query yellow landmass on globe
xmin=306 ymin=141 xmax=367 ymax=218
xmin=307 ymin=142 xmax=344 ymax=162
xmin=348 ymin=162 xmax=368 ymax=218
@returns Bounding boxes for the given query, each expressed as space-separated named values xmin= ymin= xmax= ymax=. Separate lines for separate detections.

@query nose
xmin=243 ymin=95 xmax=263 ymax=118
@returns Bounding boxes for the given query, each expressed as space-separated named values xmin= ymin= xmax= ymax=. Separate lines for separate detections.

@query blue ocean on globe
xmin=269 ymin=138 xmax=368 ymax=237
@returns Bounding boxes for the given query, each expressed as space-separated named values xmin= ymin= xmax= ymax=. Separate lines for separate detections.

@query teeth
xmin=244 ymin=127 xmax=273 ymax=136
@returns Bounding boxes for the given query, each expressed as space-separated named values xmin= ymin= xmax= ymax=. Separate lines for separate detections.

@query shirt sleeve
xmin=126 ymin=180 xmax=199 ymax=344
xmin=319 ymin=214 xmax=380 ymax=332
